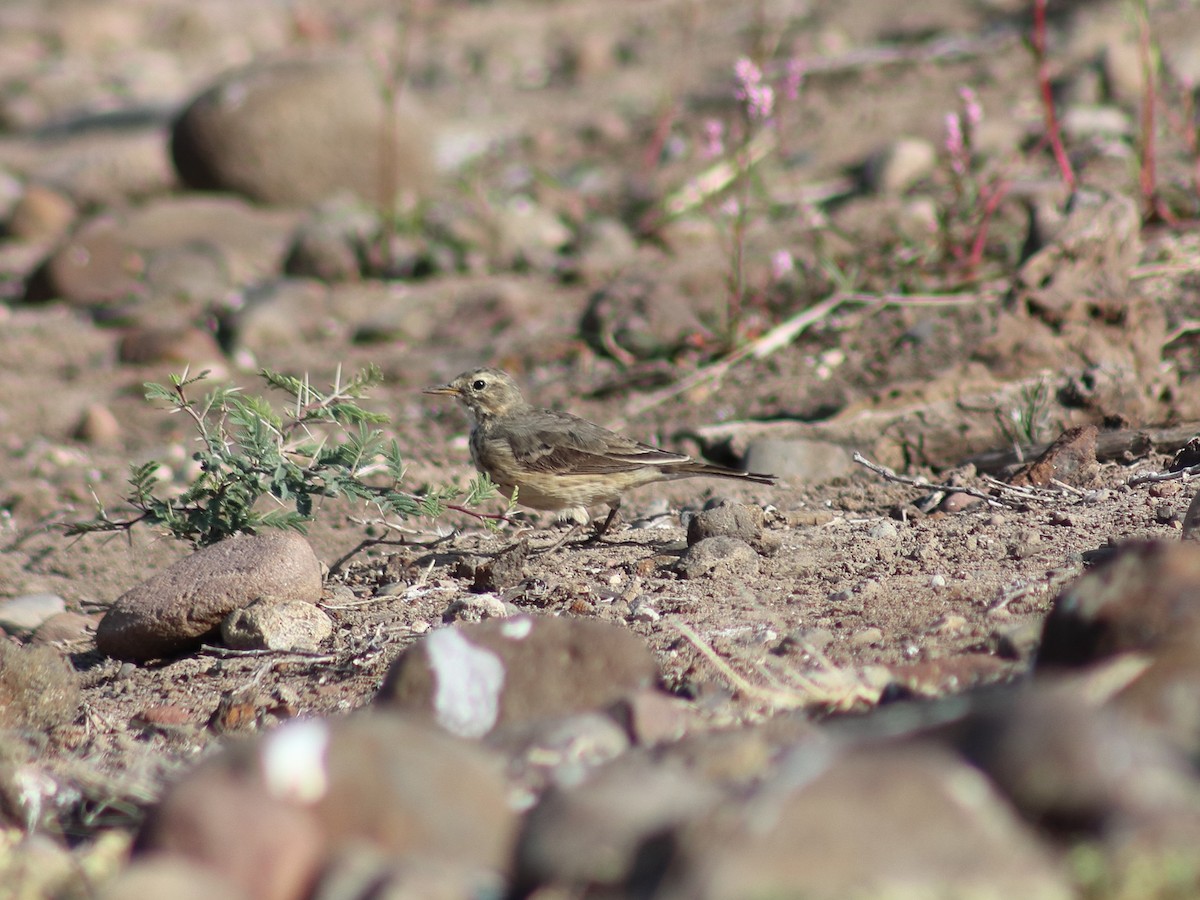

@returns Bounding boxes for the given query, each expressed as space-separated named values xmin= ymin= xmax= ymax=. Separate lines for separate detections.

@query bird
xmin=424 ymin=367 xmax=776 ymax=537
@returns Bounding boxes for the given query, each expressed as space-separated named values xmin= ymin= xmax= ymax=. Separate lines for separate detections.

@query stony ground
xmin=2 ymin=0 xmax=1200 ymax=897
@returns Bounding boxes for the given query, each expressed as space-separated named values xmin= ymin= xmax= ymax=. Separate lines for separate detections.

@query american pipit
xmin=424 ymin=367 xmax=776 ymax=536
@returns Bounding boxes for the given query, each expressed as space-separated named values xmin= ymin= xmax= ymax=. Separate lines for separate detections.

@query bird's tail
xmin=664 ymin=463 xmax=776 ymax=485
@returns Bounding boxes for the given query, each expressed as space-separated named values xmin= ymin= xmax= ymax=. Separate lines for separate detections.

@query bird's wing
xmin=506 ymin=411 xmax=691 ymax=475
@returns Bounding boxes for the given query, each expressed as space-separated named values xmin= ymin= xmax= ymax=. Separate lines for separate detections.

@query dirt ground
xmin=2 ymin=0 xmax=1200 ymax=892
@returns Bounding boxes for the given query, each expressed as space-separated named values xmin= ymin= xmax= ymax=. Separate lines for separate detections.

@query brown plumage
xmin=424 ymin=367 xmax=775 ymax=535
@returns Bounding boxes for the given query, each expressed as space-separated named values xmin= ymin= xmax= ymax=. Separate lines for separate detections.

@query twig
xmin=1127 ymin=463 xmax=1200 ymax=486
xmin=852 ymin=452 xmax=1012 ymax=507
xmin=624 ymin=290 xmax=847 ymax=418
xmin=199 ymin=644 xmax=339 ymax=662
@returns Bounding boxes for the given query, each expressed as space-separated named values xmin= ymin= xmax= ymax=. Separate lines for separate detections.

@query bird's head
xmin=424 ymin=367 xmax=529 ymax=419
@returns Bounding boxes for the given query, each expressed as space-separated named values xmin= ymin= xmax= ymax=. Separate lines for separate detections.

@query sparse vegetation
xmin=66 ymin=366 xmax=502 ymax=548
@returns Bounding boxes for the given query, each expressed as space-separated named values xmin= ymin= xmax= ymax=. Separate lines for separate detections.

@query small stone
xmin=517 ymin=756 xmax=723 ymax=891
xmin=865 ymin=137 xmax=938 ymax=194
xmin=674 ymin=537 xmax=760 ymax=580
xmin=7 ymin=184 xmax=76 ymax=243
xmin=665 ymin=744 xmax=1068 ymax=898
xmin=472 ymin=539 xmax=529 ymax=592
xmin=742 ymin=438 xmax=855 ymax=483
xmin=221 ymin=599 xmax=333 ymax=652
xmin=0 ymin=593 xmax=66 ymax=636
xmin=686 ymin=502 xmax=765 ymax=548
xmin=627 ymin=596 xmax=660 ymax=623
xmin=117 ymin=326 xmax=227 ymax=374
xmin=608 ymin=688 xmax=694 ymax=746
xmin=72 ymin=403 xmax=122 ymax=447
xmin=172 ymin=57 xmax=436 ymax=206
xmin=868 ymin=520 xmax=899 ymax=540
xmin=991 ymin=620 xmax=1044 ymax=660
xmin=29 ymin=611 xmax=98 ymax=648
xmin=0 ymin=642 xmax=81 ymax=731
xmin=939 ymin=491 xmax=981 ymax=513
xmin=444 ymin=592 xmax=511 ymax=623
xmin=849 ymin=627 xmax=884 ymax=648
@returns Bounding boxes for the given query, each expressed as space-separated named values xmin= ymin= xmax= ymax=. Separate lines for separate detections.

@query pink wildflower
xmin=945 ymin=112 xmax=967 ymax=176
xmin=734 ymin=57 xmax=775 ymax=121
xmin=700 ymin=118 xmax=725 ymax=159
xmin=771 ymin=249 xmax=795 ymax=281
xmin=958 ymin=87 xmax=983 ymax=129
xmin=784 ymin=58 xmax=805 ymax=101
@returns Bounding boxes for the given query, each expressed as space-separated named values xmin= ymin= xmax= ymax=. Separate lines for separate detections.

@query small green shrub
xmin=67 ymin=365 xmax=500 ymax=547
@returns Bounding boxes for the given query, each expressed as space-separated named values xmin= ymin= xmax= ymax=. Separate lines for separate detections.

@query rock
xmin=284 ymin=198 xmax=382 ymax=282
xmin=21 ymin=129 xmax=177 ymax=208
xmin=490 ymin=196 xmax=572 ymax=270
xmin=954 ymin=686 xmax=1200 ymax=836
xmin=0 ymin=642 xmax=81 ymax=731
xmin=884 ymin=655 xmax=1017 ymax=698
xmin=1110 ymin=638 xmax=1200 ymax=758
xmin=1061 ymin=105 xmax=1133 ymax=139
xmin=221 ymin=600 xmax=333 ymax=652
xmin=97 ymin=858 xmax=250 ymax=900
xmin=444 ymin=592 xmax=513 ymax=623
xmin=172 ymin=57 xmax=435 ymax=206
xmin=662 ymin=743 xmax=1070 ymax=899
xmin=490 ymin=711 xmax=631 ymax=798
xmin=864 ymin=137 xmax=937 ymax=195
xmin=117 ymin=326 xmax=227 ymax=374
xmin=991 ymin=619 xmax=1044 ymax=660
xmin=1009 ymin=425 xmax=1099 ymax=488
xmin=608 ymin=688 xmax=695 ymax=746
xmin=312 ymin=846 xmax=504 ymax=900
xmin=71 ymin=403 xmax=122 ymax=447
xmin=315 ymin=715 xmax=516 ymax=873
xmin=1016 ymin=190 xmax=1141 ymax=329
xmin=1038 ymin=541 xmax=1200 ymax=667
xmin=26 ymin=196 xmax=298 ymax=307
xmin=686 ymin=502 xmax=764 ymax=547
xmin=135 ymin=760 xmax=325 ymax=900
xmin=96 ymin=532 xmax=323 ymax=662
xmin=7 ymin=184 xmax=75 ymax=243
xmin=29 ymin=611 xmax=98 ymax=649
xmin=580 ymin=270 xmax=721 ymax=362
xmin=471 ymin=539 xmax=529 ymax=592
xmin=516 ymin=756 xmax=724 ymax=894
xmin=742 ymin=438 xmax=855 ymax=483
xmin=674 ymin=537 xmax=760 ymax=579
xmin=0 ymin=592 xmax=66 ymax=635
xmin=377 ymin=615 xmax=659 ymax=738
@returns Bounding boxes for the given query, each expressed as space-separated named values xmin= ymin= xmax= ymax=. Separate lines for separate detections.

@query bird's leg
xmin=591 ymin=501 xmax=622 ymax=540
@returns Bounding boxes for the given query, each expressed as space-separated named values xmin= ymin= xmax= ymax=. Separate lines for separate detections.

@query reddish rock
xmin=1038 ymin=541 xmax=1200 ymax=667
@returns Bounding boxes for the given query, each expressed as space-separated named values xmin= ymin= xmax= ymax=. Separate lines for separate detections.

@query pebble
xmin=674 ymin=536 xmax=760 ymax=580
xmin=221 ymin=600 xmax=333 ymax=653
xmin=742 ymin=438 xmax=855 ymax=484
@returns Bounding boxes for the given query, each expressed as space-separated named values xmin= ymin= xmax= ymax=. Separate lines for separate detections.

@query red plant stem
xmin=1031 ymin=0 xmax=1076 ymax=193
xmin=967 ymin=181 xmax=1011 ymax=276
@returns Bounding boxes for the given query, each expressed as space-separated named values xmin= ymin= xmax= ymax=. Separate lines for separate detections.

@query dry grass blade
xmin=672 ymin=621 xmax=879 ymax=712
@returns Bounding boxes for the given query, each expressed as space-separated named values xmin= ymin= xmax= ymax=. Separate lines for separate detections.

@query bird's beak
xmin=423 ymin=383 xmax=461 ymax=397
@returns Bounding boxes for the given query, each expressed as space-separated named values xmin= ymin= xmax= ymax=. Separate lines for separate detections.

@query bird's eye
xmin=472 ymin=379 xmax=487 ymax=391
